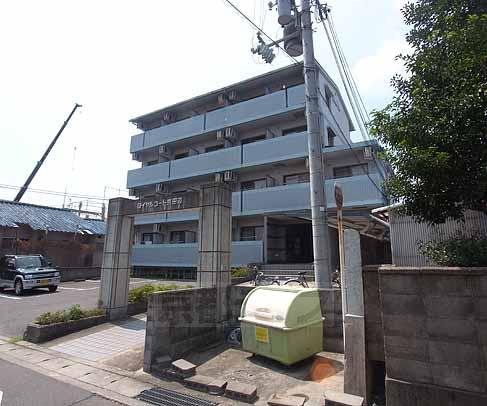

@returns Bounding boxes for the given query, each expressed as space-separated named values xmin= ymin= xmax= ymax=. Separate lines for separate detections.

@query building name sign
xmin=126 ymin=191 xmax=200 ymax=216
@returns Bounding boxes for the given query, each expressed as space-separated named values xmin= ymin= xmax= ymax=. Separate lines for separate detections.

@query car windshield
xmin=15 ymin=256 xmax=45 ymax=269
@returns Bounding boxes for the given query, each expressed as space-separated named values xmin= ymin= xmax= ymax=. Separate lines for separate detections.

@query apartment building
xmin=127 ymin=62 xmax=388 ymax=281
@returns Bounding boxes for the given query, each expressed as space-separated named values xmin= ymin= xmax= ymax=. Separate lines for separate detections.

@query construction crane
xmin=14 ymin=103 xmax=82 ymax=202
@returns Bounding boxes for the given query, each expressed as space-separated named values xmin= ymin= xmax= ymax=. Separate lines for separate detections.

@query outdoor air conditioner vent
xmin=155 ymin=183 xmax=168 ymax=193
xmin=224 ymin=170 xmax=237 ymax=183
xmin=216 ymin=130 xmax=225 ymax=141
xmin=228 ymin=90 xmax=238 ymax=101
xmin=132 ymin=152 xmax=140 ymax=161
xmin=364 ymin=146 xmax=374 ymax=160
xmin=158 ymin=145 xmax=169 ymax=155
xmin=162 ymin=111 xmax=176 ymax=123
xmin=215 ymin=173 xmax=223 ymax=183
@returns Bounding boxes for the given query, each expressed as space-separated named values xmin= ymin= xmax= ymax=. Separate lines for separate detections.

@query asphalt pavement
xmin=0 ymin=278 xmax=156 ymax=338
xmin=0 ymin=358 xmax=122 ymax=406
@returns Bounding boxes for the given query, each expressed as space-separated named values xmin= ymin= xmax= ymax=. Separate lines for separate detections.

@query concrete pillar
xmin=197 ymin=182 xmax=232 ymax=323
xmin=98 ymin=198 xmax=134 ymax=320
xmin=342 ymin=229 xmax=367 ymax=403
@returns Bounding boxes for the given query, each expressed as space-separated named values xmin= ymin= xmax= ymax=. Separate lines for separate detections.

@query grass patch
xmin=231 ymin=266 xmax=251 ymax=278
xmin=7 ymin=336 xmax=23 ymax=343
xmin=128 ymin=283 xmax=191 ymax=303
xmin=35 ymin=304 xmax=105 ymax=326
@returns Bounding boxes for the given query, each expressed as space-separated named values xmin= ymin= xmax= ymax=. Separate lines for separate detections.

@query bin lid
xmin=239 ymin=287 xmax=322 ymax=329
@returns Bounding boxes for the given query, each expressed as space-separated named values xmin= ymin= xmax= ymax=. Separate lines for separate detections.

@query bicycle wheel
xmin=283 ymin=279 xmax=306 ymax=288
xmin=271 ymin=280 xmax=280 ymax=286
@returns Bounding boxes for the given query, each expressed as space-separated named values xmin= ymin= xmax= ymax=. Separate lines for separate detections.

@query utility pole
xmin=300 ymin=0 xmax=332 ymax=287
xmin=250 ymin=0 xmax=333 ymax=287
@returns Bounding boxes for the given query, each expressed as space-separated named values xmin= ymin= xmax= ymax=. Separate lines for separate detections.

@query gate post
xmin=98 ymin=198 xmax=133 ymax=320
xmin=197 ymin=182 xmax=232 ymax=323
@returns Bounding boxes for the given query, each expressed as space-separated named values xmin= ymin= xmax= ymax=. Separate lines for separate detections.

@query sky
xmin=0 ymin=0 xmax=409 ymax=212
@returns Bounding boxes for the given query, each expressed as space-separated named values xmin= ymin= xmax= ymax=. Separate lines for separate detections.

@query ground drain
xmin=136 ymin=387 xmax=218 ymax=406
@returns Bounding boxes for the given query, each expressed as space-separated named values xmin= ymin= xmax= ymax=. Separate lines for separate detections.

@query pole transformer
xmin=14 ymin=103 xmax=82 ymax=202
xmin=300 ymin=0 xmax=332 ymax=287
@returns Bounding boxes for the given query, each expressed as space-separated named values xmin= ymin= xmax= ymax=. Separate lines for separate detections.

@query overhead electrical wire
xmin=0 ymin=183 xmax=111 ymax=202
xmin=223 ymin=0 xmax=301 ymax=65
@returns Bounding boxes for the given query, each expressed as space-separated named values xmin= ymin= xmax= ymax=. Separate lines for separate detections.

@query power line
xmin=223 ymin=0 xmax=300 ymax=65
xmin=0 ymin=184 xmax=111 ymax=202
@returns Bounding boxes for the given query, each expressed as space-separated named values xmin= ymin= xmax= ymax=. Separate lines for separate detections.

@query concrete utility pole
xmin=300 ymin=0 xmax=332 ymax=287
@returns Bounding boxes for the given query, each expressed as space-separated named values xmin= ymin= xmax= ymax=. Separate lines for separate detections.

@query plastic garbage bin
xmin=239 ymin=286 xmax=323 ymax=365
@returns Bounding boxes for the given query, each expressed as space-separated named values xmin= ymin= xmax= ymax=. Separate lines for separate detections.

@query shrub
xmin=128 ymin=283 xmax=189 ymax=303
xmin=419 ymin=234 xmax=487 ymax=267
xmin=35 ymin=305 xmax=105 ymax=325
xmin=231 ymin=267 xmax=250 ymax=278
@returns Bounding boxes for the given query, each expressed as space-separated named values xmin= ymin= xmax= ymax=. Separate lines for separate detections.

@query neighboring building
xmin=127 ymin=62 xmax=389 ymax=281
xmin=0 ymin=200 xmax=105 ymax=268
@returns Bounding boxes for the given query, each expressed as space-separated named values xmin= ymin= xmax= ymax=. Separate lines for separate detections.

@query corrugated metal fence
xmin=390 ymin=210 xmax=487 ymax=266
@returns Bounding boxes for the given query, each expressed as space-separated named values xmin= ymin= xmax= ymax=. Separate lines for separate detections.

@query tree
xmin=370 ymin=0 xmax=487 ymax=224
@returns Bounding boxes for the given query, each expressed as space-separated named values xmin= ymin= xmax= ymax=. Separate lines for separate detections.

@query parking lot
xmin=0 ymin=278 xmax=157 ymax=338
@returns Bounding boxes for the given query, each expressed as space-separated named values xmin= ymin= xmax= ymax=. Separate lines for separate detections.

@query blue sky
xmin=0 ymin=0 xmax=409 ymax=211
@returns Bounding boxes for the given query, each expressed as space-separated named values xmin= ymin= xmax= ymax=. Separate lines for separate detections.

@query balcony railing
xmin=129 ymin=84 xmax=306 ymax=154
xmin=131 ymin=240 xmax=263 ymax=267
xmin=132 ymin=174 xmax=386 ymax=226
xmin=127 ymin=132 xmax=309 ymax=188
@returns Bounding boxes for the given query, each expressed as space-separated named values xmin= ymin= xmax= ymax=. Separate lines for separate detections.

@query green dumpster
xmin=239 ymin=286 xmax=323 ymax=365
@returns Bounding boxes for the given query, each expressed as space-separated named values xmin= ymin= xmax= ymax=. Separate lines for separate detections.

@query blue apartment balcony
xmin=132 ymin=174 xmax=386 ymax=227
xmin=129 ymin=84 xmax=306 ymax=154
xmin=128 ymin=131 xmax=311 ymax=188
xmin=131 ymin=240 xmax=264 ymax=267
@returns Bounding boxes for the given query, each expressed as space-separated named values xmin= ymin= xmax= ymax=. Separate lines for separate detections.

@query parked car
xmin=0 ymin=255 xmax=60 ymax=295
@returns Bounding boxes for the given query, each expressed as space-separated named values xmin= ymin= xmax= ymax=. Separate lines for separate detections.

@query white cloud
xmin=352 ymin=37 xmax=410 ymax=94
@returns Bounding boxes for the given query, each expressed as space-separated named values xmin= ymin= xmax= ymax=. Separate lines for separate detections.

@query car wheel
xmin=14 ymin=279 xmax=24 ymax=296
xmin=48 ymin=285 xmax=58 ymax=293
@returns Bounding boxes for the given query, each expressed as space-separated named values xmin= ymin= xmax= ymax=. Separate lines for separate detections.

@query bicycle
xmin=252 ymin=271 xmax=309 ymax=288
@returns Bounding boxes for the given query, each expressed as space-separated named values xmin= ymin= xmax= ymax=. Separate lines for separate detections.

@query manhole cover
xmin=136 ymin=387 xmax=218 ymax=406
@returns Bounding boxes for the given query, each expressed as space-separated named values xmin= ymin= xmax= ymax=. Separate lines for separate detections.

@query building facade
xmin=127 ymin=63 xmax=388 ymax=280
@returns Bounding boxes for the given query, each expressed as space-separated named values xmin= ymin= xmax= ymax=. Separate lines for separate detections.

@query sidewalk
xmin=0 ymin=336 xmax=245 ymax=406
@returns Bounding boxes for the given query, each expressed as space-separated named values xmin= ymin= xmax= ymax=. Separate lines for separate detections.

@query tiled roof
xmin=0 ymin=200 xmax=105 ymax=235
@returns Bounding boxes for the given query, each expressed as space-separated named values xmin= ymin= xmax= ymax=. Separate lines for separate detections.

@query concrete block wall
xmin=363 ymin=266 xmax=384 ymax=362
xmin=144 ymin=287 xmax=219 ymax=372
xmin=378 ymin=266 xmax=487 ymax=405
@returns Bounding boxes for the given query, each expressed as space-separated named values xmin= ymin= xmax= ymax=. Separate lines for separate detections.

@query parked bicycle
xmin=252 ymin=271 xmax=309 ymax=288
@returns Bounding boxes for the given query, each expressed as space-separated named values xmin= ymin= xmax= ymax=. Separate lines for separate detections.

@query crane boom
xmin=14 ymin=103 xmax=82 ymax=202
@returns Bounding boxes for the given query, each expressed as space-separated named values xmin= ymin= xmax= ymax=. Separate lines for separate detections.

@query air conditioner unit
xmin=131 ymin=152 xmax=140 ymax=161
xmin=228 ymin=90 xmax=237 ymax=101
xmin=363 ymin=146 xmax=374 ymax=161
xmin=155 ymin=183 xmax=168 ymax=193
xmin=214 ymin=173 xmax=223 ymax=183
xmin=216 ymin=130 xmax=225 ymax=141
xmin=153 ymin=223 xmax=164 ymax=233
xmin=217 ymin=93 xmax=227 ymax=106
xmin=158 ymin=145 xmax=169 ymax=156
xmin=224 ymin=170 xmax=237 ymax=183
xmin=224 ymin=127 xmax=237 ymax=140
xmin=162 ymin=111 xmax=176 ymax=123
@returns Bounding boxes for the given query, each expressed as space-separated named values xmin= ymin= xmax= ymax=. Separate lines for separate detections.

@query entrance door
xmin=285 ymin=223 xmax=313 ymax=263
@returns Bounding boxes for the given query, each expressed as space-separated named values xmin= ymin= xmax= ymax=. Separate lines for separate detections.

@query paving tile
xmin=0 ymin=343 xmax=18 ymax=352
xmin=8 ymin=348 xmax=37 ymax=358
xmin=79 ymin=370 xmax=123 ymax=387
xmin=59 ymin=363 xmax=96 ymax=378
xmin=38 ymin=358 xmax=75 ymax=371
xmin=106 ymin=376 xmax=152 ymax=397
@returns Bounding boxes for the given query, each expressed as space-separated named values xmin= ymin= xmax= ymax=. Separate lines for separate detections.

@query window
xmin=327 ymin=128 xmax=337 ymax=147
xmin=205 ymin=144 xmax=224 ymax=153
xmin=333 ymin=164 xmax=368 ymax=179
xmin=241 ymin=178 xmax=267 ymax=191
xmin=284 ymin=172 xmax=310 ymax=185
xmin=282 ymin=125 xmax=307 ymax=136
xmin=174 ymin=152 xmax=188 ymax=160
xmin=240 ymin=226 xmax=264 ymax=241
xmin=241 ymin=134 xmax=266 ymax=145
xmin=170 ymin=231 xmax=186 ymax=243
xmin=142 ymin=233 xmax=154 ymax=244
xmin=324 ymin=85 xmax=332 ymax=109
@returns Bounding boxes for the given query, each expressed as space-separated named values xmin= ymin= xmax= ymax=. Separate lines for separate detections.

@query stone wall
xmin=379 ymin=266 xmax=487 ymax=405
xmin=144 ymin=287 xmax=219 ymax=372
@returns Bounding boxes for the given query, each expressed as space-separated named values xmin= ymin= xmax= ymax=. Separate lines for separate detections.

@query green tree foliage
xmin=370 ymin=1 xmax=487 ymax=224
